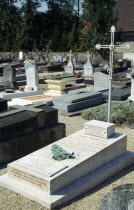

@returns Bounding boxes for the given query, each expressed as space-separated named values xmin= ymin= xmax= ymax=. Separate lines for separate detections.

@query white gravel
xmin=0 ymin=115 xmax=133 ymax=210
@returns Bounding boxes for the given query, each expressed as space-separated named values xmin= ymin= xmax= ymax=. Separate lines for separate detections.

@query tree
xmin=14 ymin=0 xmax=41 ymax=51
xmin=82 ymin=0 xmax=118 ymax=54
xmin=44 ymin=0 xmax=78 ymax=51
xmin=0 ymin=0 xmax=20 ymax=51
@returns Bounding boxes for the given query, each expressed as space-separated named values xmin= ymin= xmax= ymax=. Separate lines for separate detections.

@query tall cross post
xmin=95 ymin=26 xmax=130 ymax=122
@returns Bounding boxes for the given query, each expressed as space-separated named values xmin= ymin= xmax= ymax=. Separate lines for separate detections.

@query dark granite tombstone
xmin=103 ymin=87 xmax=131 ymax=100
xmin=99 ymin=184 xmax=134 ymax=210
xmin=53 ymin=91 xmax=106 ymax=112
xmin=0 ymin=98 xmax=8 ymax=112
xmin=0 ymin=103 xmax=65 ymax=164
xmin=2 ymin=63 xmax=20 ymax=88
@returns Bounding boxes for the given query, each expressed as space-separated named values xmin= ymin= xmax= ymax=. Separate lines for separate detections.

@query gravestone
xmin=52 ymin=55 xmax=63 ymax=62
xmin=129 ymin=63 xmax=134 ymax=101
xmin=99 ymin=184 xmax=134 ymax=210
xmin=103 ymin=87 xmax=131 ymax=101
xmin=0 ymin=120 xmax=133 ymax=209
xmin=53 ymin=91 xmax=106 ymax=112
xmin=2 ymin=64 xmax=16 ymax=88
xmin=19 ymin=51 xmax=24 ymax=61
xmin=0 ymin=103 xmax=65 ymax=164
xmin=24 ymin=60 xmax=41 ymax=91
xmin=65 ymin=50 xmax=74 ymax=74
xmin=94 ymin=72 xmax=110 ymax=88
xmin=0 ymin=98 xmax=8 ymax=112
xmin=83 ymin=51 xmax=94 ymax=77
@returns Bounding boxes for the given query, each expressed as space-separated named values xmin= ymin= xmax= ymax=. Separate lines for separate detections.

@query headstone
xmin=103 ymin=87 xmax=131 ymax=101
xmin=0 ymin=120 xmax=134 ymax=209
xmin=129 ymin=62 xmax=134 ymax=101
xmin=52 ymin=55 xmax=63 ymax=62
xmin=99 ymin=184 xmax=134 ymax=210
xmin=0 ymin=103 xmax=65 ymax=164
xmin=83 ymin=51 xmax=94 ymax=77
xmin=94 ymin=72 xmax=110 ymax=88
xmin=19 ymin=51 xmax=24 ymax=61
xmin=123 ymin=53 xmax=134 ymax=63
xmin=2 ymin=64 xmax=16 ymax=88
xmin=24 ymin=60 xmax=41 ymax=91
xmin=39 ymin=53 xmax=45 ymax=63
xmin=65 ymin=50 xmax=74 ymax=74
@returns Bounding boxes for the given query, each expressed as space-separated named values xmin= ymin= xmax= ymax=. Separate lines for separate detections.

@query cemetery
xmin=0 ymin=0 xmax=134 ymax=209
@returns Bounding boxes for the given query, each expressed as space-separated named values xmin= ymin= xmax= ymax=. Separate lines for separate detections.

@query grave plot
xmin=0 ymin=120 xmax=133 ymax=209
xmin=52 ymin=91 xmax=106 ymax=112
xmin=0 ymin=103 xmax=65 ymax=164
xmin=103 ymin=87 xmax=131 ymax=101
xmin=0 ymin=60 xmax=43 ymax=100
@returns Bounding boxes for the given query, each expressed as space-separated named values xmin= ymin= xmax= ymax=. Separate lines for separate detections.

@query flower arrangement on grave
xmin=51 ymin=144 xmax=78 ymax=161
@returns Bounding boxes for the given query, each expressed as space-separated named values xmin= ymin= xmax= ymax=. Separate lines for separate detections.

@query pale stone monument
xmin=83 ymin=51 xmax=94 ymax=77
xmin=0 ymin=120 xmax=134 ymax=209
xmin=65 ymin=50 xmax=74 ymax=74
xmin=24 ymin=60 xmax=41 ymax=92
xmin=129 ymin=62 xmax=134 ymax=101
xmin=19 ymin=51 xmax=24 ymax=60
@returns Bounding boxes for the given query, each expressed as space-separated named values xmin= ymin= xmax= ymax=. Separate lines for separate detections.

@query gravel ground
xmin=0 ymin=114 xmax=134 ymax=210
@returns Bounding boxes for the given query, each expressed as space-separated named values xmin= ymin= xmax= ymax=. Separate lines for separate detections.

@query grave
xmin=1 ymin=63 xmax=19 ymax=89
xmin=103 ymin=87 xmax=131 ymax=101
xmin=65 ymin=50 xmax=74 ymax=75
xmin=52 ymin=91 xmax=106 ymax=112
xmin=0 ymin=60 xmax=43 ymax=100
xmin=0 ymin=103 xmax=65 ymax=164
xmin=0 ymin=98 xmax=8 ymax=112
xmin=99 ymin=184 xmax=134 ymax=210
xmin=19 ymin=51 xmax=24 ymax=61
xmin=94 ymin=71 xmax=131 ymax=101
xmin=24 ymin=60 xmax=41 ymax=92
xmin=0 ymin=120 xmax=133 ymax=209
xmin=94 ymin=71 xmax=110 ymax=88
xmin=129 ymin=72 xmax=134 ymax=101
xmin=83 ymin=51 xmax=94 ymax=77
xmin=45 ymin=79 xmax=68 ymax=96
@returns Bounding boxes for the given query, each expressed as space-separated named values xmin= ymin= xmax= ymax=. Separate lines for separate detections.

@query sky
xmin=14 ymin=1 xmax=48 ymax=12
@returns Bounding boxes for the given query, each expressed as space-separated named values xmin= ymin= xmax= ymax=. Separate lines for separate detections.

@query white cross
xmin=95 ymin=26 xmax=130 ymax=123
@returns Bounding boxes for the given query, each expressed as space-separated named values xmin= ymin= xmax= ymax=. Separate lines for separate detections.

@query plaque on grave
xmin=15 ymin=155 xmax=68 ymax=177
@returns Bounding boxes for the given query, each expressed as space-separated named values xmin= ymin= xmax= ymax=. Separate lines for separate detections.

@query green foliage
xmin=82 ymin=0 xmax=118 ymax=54
xmin=81 ymin=101 xmax=134 ymax=127
xmin=51 ymin=144 xmax=69 ymax=161
xmin=0 ymin=0 xmax=120 ymax=52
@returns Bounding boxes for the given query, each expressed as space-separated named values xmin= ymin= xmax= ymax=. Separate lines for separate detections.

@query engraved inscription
xmin=15 ymin=156 xmax=68 ymax=177
xmin=11 ymin=168 xmax=46 ymax=189
xmin=58 ymin=135 xmax=108 ymax=154
xmin=85 ymin=125 xmax=106 ymax=137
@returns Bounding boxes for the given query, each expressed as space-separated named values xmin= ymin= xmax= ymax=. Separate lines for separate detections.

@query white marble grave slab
xmin=0 ymin=120 xmax=134 ymax=209
xmin=15 ymin=155 xmax=68 ymax=177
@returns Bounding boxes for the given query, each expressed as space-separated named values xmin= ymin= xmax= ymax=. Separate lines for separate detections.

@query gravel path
xmin=0 ymin=115 xmax=133 ymax=210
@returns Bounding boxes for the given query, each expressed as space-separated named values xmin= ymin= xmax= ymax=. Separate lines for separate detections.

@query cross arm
xmin=95 ymin=44 xmax=110 ymax=50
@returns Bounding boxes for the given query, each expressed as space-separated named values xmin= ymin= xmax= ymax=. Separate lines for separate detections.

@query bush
xmin=81 ymin=101 xmax=134 ymax=128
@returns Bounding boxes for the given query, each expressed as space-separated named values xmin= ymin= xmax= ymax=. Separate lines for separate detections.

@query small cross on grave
xmin=95 ymin=26 xmax=130 ymax=122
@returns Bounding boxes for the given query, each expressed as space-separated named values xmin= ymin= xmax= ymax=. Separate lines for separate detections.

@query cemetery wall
xmin=2 ymin=48 xmax=134 ymax=63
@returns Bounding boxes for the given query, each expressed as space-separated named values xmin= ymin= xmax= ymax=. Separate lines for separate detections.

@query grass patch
xmin=81 ymin=101 xmax=134 ymax=128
